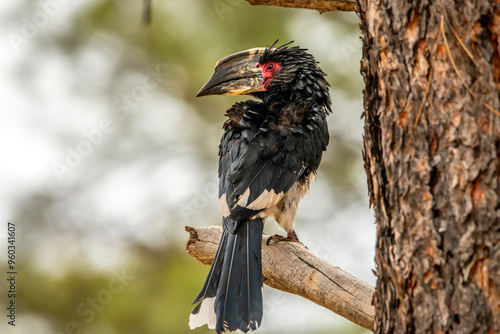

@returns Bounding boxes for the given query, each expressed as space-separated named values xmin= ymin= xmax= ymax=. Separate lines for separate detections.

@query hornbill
xmin=189 ymin=42 xmax=331 ymax=333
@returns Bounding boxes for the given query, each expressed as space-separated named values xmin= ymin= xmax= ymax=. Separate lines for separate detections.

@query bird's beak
xmin=196 ymin=48 xmax=267 ymax=97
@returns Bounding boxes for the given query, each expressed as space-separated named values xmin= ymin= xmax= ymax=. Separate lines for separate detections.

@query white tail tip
xmin=189 ymin=297 xmax=216 ymax=330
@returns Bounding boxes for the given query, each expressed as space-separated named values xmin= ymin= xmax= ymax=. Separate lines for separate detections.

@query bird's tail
xmin=189 ymin=218 xmax=264 ymax=333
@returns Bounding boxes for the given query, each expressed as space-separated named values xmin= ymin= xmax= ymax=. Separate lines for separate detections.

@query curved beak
xmin=196 ymin=48 xmax=266 ymax=97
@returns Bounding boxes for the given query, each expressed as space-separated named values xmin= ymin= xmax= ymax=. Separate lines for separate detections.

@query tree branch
xmin=246 ymin=0 xmax=359 ymax=12
xmin=185 ymin=226 xmax=374 ymax=331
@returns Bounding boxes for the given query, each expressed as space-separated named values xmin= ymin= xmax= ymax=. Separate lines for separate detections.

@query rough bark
xmin=246 ymin=0 xmax=358 ymax=12
xmin=185 ymin=226 xmax=375 ymax=330
xmin=359 ymin=1 xmax=500 ymax=333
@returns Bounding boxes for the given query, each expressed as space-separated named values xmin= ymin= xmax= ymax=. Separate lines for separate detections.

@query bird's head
xmin=197 ymin=42 xmax=331 ymax=110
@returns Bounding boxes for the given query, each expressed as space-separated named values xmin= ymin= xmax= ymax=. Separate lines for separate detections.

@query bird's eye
xmin=260 ymin=61 xmax=280 ymax=79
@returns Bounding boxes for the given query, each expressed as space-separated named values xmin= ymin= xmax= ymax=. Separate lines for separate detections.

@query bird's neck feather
xmin=254 ymin=88 xmax=330 ymax=112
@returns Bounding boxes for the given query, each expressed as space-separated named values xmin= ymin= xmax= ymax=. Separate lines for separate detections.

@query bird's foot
xmin=266 ymin=229 xmax=301 ymax=245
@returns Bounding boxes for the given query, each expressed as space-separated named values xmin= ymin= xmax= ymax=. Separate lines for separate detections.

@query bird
xmin=189 ymin=41 xmax=331 ymax=333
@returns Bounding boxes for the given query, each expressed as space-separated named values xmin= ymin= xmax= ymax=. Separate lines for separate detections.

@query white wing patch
xmin=218 ymin=193 xmax=230 ymax=217
xmin=236 ymin=188 xmax=251 ymax=207
xmin=189 ymin=297 xmax=217 ymax=329
xmin=237 ymin=188 xmax=284 ymax=210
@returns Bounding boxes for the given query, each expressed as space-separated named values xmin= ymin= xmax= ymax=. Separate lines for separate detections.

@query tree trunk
xmin=359 ymin=1 xmax=500 ymax=333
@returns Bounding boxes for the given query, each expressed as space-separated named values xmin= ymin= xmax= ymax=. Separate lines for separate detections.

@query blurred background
xmin=0 ymin=1 xmax=374 ymax=333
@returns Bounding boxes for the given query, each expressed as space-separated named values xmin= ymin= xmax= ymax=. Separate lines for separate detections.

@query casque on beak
xmin=196 ymin=48 xmax=267 ymax=97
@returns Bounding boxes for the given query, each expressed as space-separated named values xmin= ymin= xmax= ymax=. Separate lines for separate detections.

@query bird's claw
xmin=266 ymin=234 xmax=289 ymax=245
xmin=266 ymin=229 xmax=305 ymax=247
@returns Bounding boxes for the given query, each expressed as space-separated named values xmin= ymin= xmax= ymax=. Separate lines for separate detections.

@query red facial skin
xmin=256 ymin=61 xmax=281 ymax=90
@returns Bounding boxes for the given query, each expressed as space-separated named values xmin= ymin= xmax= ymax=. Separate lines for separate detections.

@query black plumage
xmin=190 ymin=42 xmax=331 ymax=333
